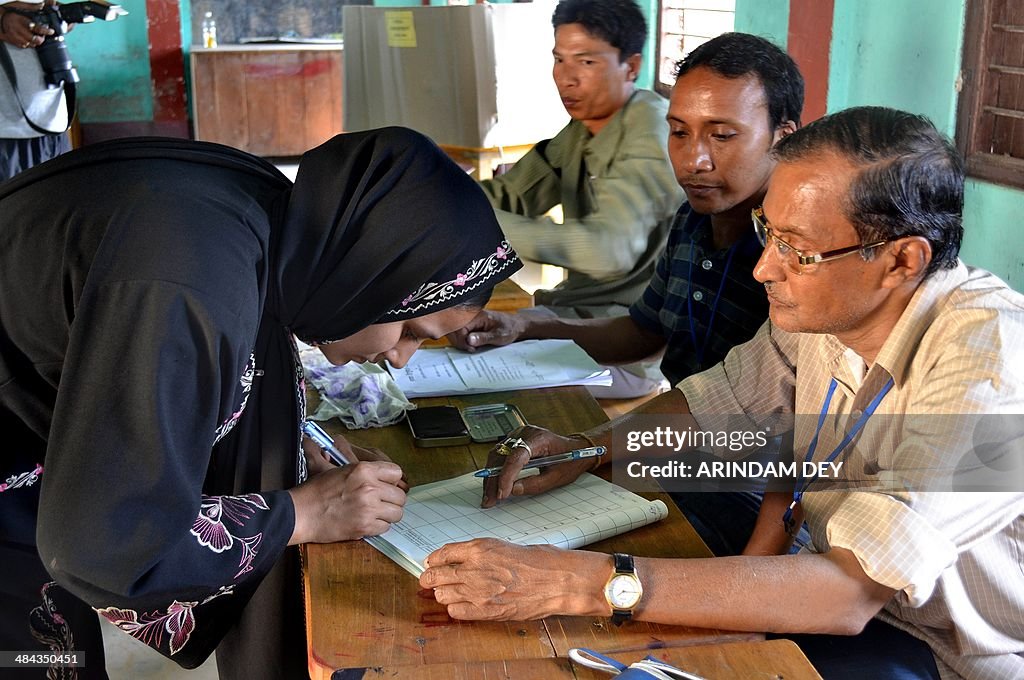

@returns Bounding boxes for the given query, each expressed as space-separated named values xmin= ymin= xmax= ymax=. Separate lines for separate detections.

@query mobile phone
xmin=406 ymin=406 xmax=471 ymax=447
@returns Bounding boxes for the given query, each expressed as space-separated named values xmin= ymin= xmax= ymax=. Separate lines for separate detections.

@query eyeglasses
xmin=752 ymin=207 xmax=887 ymax=270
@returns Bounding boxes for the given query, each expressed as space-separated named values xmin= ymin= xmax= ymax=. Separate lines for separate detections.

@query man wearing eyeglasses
xmin=423 ymin=106 xmax=1024 ymax=679
xmin=454 ymin=31 xmax=805 ymax=557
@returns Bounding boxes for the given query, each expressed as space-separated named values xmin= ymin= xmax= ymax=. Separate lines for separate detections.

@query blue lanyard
xmin=686 ymin=231 xmax=738 ymax=369
xmin=782 ymin=375 xmax=895 ymax=534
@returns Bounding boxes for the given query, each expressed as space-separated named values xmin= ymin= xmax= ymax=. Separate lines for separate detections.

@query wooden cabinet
xmin=190 ymin=45 xmax=343 ymax=157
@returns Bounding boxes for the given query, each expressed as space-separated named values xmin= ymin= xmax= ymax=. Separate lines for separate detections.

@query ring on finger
xmin=28 ymin=21 xmax=36 ymax=29
xmin=22 ymin=42 xmax=31 ymax=48
xmin=497 ymin=436 xmax=531 ymax=457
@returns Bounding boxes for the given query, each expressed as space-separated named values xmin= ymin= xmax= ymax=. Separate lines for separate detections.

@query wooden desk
xmin=487 ymin=279 xmax=533 ymax=314
xmin=333 ymin=639 xmax=821 ymax=679
xmin=303 ymin=387 xmax=756 ymax=680
xmin=439 ymin=143 xmax=535 ymax=180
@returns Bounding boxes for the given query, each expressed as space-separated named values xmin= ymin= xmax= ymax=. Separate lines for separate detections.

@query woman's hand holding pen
xmin=481 ymin=426 xmax=601 ymax=508
xmin=302 ymin=432 xmax=408 ymax=491
xmin=292 ymin=429 xmax=407 ymax=545
xmin=287 ymin=462 xmax=407 ymax=545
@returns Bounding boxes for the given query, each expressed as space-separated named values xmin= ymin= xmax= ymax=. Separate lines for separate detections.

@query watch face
xmin=605 ymin=573 xmax=642 ymax=609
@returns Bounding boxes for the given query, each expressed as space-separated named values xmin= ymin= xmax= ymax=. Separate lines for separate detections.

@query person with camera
xmin=0 ymin=0 xmax=70 ymax=181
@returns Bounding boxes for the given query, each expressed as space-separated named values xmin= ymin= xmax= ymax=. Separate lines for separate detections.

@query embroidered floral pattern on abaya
xmin=1 ymin=462 xmax=43 ymax=493
xmin=96 ymin=586 xmax=235 ymax=657
xmin=191 ymin=493 xmax=269 ymax=553
xmin=29 ymin=582 xmax=77 ymax=680
xmin=213 ymin=353 xmax=256 ymax=444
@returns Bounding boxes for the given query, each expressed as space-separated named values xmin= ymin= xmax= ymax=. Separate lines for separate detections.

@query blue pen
xmin=302 ymin=421 xmax=352 ymax=467
xmin=474 ymin=446 xmax=606 ymax=478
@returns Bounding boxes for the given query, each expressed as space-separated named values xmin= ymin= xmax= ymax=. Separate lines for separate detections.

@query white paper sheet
xmin=391 ymin=339 xmax=612 ymax=398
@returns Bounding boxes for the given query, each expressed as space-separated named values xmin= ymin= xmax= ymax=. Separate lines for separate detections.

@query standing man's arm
xmin=478 ymin=137 xmax=564 ymax=219
xmin=485 ymin=130 xmax=682 ymax=279
xmin=448 ymin=310 xmax=666 ymax=365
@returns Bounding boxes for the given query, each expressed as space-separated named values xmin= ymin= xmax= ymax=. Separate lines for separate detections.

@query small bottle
xmin=201 ymin=12 xmax=218 ymax=48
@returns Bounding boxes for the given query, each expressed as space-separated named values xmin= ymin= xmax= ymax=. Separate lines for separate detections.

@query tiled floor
xmin=100 ymin=617 xmax=218 ymax=679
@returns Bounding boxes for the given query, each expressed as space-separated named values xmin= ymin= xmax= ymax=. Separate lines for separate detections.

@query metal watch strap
xmin=610 ymin=553 xmax=636 ymax=626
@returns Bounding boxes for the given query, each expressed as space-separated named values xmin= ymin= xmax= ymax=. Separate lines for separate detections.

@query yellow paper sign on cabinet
xmin=385 ymin=11 xmax=417 ymax=48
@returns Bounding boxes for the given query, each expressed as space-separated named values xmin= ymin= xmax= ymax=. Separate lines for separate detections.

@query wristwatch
xmin=603 ymin=553 xmax=642 ymax=626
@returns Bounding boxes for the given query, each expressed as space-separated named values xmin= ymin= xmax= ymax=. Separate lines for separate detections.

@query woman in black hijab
xmin=0 ymin=127 xmax=521 ymax=679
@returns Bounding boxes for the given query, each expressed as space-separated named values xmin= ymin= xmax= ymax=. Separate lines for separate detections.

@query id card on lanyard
xmin=783 ymin=376 xmax=895 ymax=535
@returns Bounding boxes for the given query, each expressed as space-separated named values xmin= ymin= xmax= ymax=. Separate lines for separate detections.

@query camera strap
xmin=0 ymin=43 xmax=76 ymax=135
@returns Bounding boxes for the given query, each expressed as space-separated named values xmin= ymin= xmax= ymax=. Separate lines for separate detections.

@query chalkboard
xmin=190 ymin=0 xmax=370 ymax=45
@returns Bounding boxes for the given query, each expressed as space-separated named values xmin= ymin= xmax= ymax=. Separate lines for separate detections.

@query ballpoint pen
xmin=474 ymin=446 xmax=606 ymax=478
xmin=302 ymin=420 xmax=352 ymax=467
xmin=301 ymin=420 xmax=396 ymax=555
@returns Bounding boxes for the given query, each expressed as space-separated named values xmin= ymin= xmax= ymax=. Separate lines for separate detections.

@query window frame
xmin=955 ymin=0 xmax=1024 ymax=190
xmin=654 ymin=1 xmax=736 ymax=98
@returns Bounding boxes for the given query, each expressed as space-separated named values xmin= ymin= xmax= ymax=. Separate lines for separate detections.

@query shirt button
xmin=701 ymin=259 xmax=713 ymax=270
xmin=692 ymin=291 xmax=704 ymax=302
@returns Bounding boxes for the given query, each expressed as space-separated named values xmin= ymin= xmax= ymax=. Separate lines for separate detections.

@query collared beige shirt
xmin=680 ymin=261 xmax=1024 ymax=679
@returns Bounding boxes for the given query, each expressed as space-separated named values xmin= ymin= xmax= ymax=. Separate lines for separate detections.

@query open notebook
xmin=366 ymin=471 xmax=668 ymax=577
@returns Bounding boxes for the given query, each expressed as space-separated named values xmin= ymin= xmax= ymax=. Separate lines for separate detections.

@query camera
xmin=9 ymin=1 xmax=127 ymax=87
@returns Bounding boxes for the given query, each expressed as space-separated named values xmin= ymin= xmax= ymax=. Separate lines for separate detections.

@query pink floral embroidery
xmin=191 ymin=494 xmax=269 ymax=553
xmin=235 ymin=535 xmax=263 ymax=579
xmin=1 ymin=463 xmax=43 ymax=493
xmin=97 ymin=586 xmax=234 ymax=657
xmin=387 ymin=240 xmax=518 ymax=318
xmin=29 ymin=582 xmax=76 ymax=675
xmin=213 ymin=354 xmax=257 ymax=444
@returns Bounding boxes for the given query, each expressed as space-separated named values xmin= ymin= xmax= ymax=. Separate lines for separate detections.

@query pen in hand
xmin=474 ymin=446 xmax=606 ymax=478
xmin=302 ymin=421 xmax=352 ymax=467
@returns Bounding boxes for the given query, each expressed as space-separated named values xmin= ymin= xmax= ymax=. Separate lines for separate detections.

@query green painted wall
xmin=735 ymin=0 xmax=789 ymax=49
xmin=960 ymin=180 xmax=1024 ymax=288
xmin=828 ymin=0 xmax=962 ymax=131
xmin=63 ymin=1 xmax=152 ymax=123
xmin=827 ymin=0 xmax=1024 ymax=291
xmin=636 ymin=0 xmax=657 ymax=91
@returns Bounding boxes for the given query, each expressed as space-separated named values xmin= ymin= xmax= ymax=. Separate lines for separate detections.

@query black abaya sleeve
xmin=36 ymin=277 xmax=295 ymax=668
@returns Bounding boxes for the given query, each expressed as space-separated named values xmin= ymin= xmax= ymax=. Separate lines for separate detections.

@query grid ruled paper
xmin=370 ymin=472 xmax=668 ymax=576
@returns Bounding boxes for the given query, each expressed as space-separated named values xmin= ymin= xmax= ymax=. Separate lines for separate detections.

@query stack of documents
xmin=368 ymin=471 xmax=668 ymax=576
xmin=391 ymin=339 xmax=612 ymax=398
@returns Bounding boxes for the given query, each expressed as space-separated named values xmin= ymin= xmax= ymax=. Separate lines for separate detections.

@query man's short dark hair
xmin=774 ymin=106 xmax=964 ymax=277
xmin=675 ymin=32 xmax=804 ymax=129
xmin=552 ymin=0 xmax=647 ymax=60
